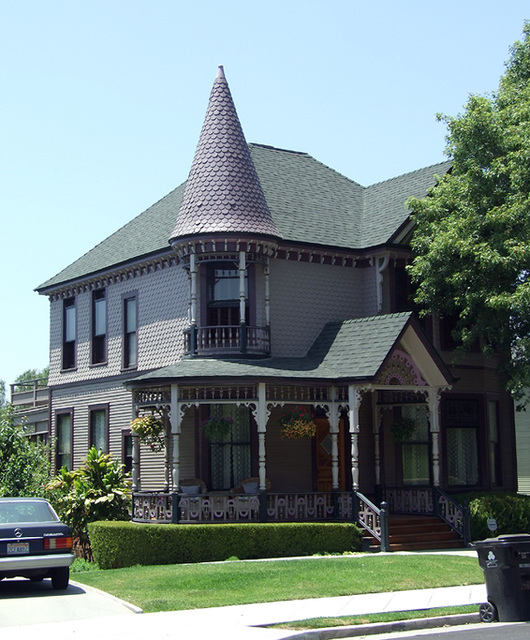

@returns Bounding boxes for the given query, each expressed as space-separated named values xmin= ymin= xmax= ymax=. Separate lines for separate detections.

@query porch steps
xmin=364 ymin=515 xmax=466 ymax=552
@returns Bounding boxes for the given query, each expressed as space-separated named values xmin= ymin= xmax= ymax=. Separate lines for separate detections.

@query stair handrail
xmin=433 ymin=487 xmax=471 ymax=546
xmin=353 ymin=491 xmax=390 ymax=552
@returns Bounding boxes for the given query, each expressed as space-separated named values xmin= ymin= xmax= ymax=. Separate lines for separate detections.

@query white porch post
xmin=257 ymin=382 xmax=268 ymax=491
xmin=329 ymin=387 xmax=340 ymax=490
xmin=428 ymin=387 xmax=441 ymax=487
xmin=170 ymin=384 xmax=181 ymax=491
xmin=348 ymin=385 xmax=361 ymax=491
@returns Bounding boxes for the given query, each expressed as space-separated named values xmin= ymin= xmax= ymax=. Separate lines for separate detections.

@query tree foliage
xmin=407 ymin=22 xmax=530 ymax=404
xmin=0 ymin=407 xmax=51 ymax=497
xmin=13 ymin=367 xmax=49 ymax=392
xmin=46 ymin=447 xmax=131 ymax=560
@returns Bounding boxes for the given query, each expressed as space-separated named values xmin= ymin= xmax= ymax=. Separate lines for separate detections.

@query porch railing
xmin=434 ymin=487 xmax=471 ymax=546
xmin=385 ymin=486 xmax=470 ymax=545
xmin=353 ymin=492 xmax=389 ymax=552
xmin=132 ymin=491 xmax=353 ymax=524
xmin=183 ymin=325 xmax=270 ymax=356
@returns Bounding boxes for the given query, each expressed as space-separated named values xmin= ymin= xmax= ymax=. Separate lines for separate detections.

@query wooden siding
xmin=48 ymin=264 xmax=189 ymax=386
xmin=268 ymin=259 xmax=374 ymax=357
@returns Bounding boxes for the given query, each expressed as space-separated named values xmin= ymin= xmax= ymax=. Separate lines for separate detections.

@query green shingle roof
xmin=128 ymin=312 xmax=417 ymax=384
xmin=37 ymin=146 xmax=450 ymax=292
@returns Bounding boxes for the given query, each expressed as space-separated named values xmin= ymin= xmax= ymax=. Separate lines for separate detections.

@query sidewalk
xmin=1 ymin=570 xmax=488 ymax=640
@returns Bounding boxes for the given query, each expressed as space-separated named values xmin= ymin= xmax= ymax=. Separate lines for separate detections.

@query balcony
xmin=10 ymin=379 xmax=50 ymax=436
xmin=184 ymin=324 xmax=270 ymax=357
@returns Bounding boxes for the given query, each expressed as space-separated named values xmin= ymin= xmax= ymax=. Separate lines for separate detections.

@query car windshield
xmin=0 ymin=501 xmax=59 ymax=524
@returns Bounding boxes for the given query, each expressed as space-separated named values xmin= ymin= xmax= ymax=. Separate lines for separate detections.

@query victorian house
xmin=33 ymin=67 xmax=516 ymax=548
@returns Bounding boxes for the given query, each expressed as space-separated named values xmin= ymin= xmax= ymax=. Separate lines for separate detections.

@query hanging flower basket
xmin=130 ymin=414 xmax=165 ymax=452
xmin=280 ymin=406 xmax=316 ymax=439
xmin=201 ymin=416 xmax=234 ymax=441
xmin=391 ymin=416 xmax=417 ymax=442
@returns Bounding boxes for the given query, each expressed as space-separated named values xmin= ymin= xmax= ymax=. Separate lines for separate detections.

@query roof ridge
xmin=367 ymin=160 xmax=452 ymax=188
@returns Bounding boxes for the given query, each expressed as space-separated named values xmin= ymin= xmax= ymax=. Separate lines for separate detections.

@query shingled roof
xmin=127 ymin=312 xmax=452 ymax=385
xmin=170 ymin=66 xmax=280 ymax=244
xmin=37 ymin=66 xmax=451 ymax=293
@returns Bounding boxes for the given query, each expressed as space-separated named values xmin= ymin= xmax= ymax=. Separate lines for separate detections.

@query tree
xmin=0 ymin=407 xmax=51 ymax=497
xmin=407 ymin=22 xmax=530 ymax=405
xmin=46 ymin=447 xmax=131 ymax=560
xmin=13 ymin=367 xmax=49 ymax=392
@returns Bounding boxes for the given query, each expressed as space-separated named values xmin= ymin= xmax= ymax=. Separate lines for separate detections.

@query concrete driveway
xmin=0 ymin=577 xmax=138 ymax=628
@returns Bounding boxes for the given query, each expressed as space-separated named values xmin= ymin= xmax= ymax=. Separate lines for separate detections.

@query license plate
xmin=7 ymin=542 xmax=29 ymax=555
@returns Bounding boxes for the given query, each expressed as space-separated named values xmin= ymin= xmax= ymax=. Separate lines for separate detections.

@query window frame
xmin=443 ymin=395 xmax=483 ymax=488
xmin=62 ymin=297 xmax=77 ymax=371
xmin=122 ymin=291 xmax=138 ymax=371
xmin=55 ymin=409 xmax=73 ymax=471
xmin=122 ymin=429 xmax=134 ymax=474
xmin=88 ymin=403 xmax=109 ymax=453
xmin=91 ymin=288 xmax=108 ymax=366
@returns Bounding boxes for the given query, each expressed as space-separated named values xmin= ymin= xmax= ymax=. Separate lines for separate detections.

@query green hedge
xmin=457 ymin=492 xmax=530 ymax=541
xmin=87 ymin=521 xmax=363 ymax=569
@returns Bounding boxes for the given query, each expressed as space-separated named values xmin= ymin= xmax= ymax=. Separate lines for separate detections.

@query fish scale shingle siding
xmin=269 ymin=259 xmax=376 ymax=356
xmin=49 ymin=264 xmax=189 ymax=386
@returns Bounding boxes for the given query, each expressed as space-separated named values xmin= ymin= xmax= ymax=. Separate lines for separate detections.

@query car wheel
xmin=51 ymin=567 xmax=70 ymax=590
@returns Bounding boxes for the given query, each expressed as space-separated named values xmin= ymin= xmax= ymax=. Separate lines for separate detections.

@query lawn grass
xmin=269 ymin=605 xmax=478 ymax=629
xmin=72 ymin=554 xmax=483 ymax=614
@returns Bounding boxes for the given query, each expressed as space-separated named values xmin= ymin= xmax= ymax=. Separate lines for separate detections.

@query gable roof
xmin=36 ymin=149 xmax=450 ymax=292
xmin=127 ymin=312 xmax=452 ymax=386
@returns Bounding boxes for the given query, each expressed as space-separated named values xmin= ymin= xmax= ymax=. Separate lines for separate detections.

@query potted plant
xmin=130 ymin=414 xmax=165 ymax=452
xmin=279 ymin=406 xmax=316 ymax=439
xmin=391 ymin=416 xmax=417 ymax=442
xmin=201 ymin=415 xmax=234 ymax=441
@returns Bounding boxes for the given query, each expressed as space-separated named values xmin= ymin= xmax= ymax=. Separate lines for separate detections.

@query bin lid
xmin=473 ymin=534 xmax=530 ymax=547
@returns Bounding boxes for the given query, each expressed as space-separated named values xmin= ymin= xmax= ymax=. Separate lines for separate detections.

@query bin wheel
xmin=479 ymin=601 xmax=498 ymax=623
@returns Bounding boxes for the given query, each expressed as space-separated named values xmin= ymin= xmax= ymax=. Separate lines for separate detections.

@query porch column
xmin=170 ymin=384 xmax=181 ymax=491
xmin=428 ymin=387 xmax=441 ymax=487
xmin=328 ymin=387 xmax=340 ymax=490
xmin=348 ymin=385 xmax=361 ymax=491
xmin=256 ymin=382 xmax=268 ymax=491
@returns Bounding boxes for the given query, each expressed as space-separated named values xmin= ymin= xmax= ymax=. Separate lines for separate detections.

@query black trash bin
xmin=474 ymin=534 xmax=530 ymax=622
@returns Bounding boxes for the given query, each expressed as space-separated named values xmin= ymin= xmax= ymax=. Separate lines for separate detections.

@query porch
xmin=131 ymin=486 xmax=470 ymax=551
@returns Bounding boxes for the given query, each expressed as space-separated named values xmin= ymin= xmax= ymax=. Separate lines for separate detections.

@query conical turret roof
xmin=170 ymin=66 xmax=281 ymax=243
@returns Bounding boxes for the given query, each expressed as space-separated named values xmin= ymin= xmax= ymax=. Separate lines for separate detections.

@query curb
xmin=270 ymin=612 xmax=481 ymax=639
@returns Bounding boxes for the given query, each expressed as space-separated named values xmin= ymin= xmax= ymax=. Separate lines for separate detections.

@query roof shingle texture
xmin=170 ymin=67 xmax=280 ymax=242
xmin=37 ymin=148 xmax=450 ymax=291
xmin=129 ymin=312 xmax=414 ymax=383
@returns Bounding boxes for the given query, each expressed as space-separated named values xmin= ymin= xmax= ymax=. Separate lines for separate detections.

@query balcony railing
xmin=10 ymin=379 xmax=49 ymax=409
xmin=184 ymin=325 xmax=270 ymax=356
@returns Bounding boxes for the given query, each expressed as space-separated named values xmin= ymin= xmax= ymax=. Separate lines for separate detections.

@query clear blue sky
xmin=1 ymin=1 xmax=529 ymax=389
